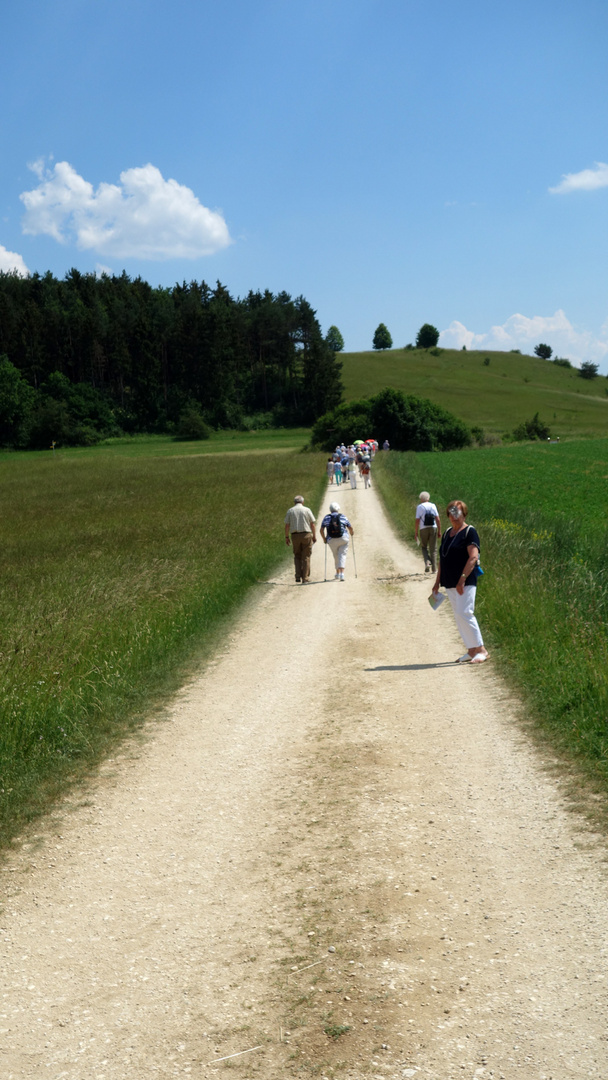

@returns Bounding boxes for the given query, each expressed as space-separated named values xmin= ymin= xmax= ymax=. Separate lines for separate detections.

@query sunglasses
xmin=447 ymin=507 xmax=461 ymax=516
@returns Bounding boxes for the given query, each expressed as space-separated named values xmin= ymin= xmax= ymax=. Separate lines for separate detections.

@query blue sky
xmin=3 ymin=0 xmax=608 ymax=367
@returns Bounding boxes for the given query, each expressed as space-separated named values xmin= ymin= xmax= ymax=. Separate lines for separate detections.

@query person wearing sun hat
xmin=320 ymin=502 xmax=354 ymax=581
xmin=415 ymin=491 xmax=441 ymax=573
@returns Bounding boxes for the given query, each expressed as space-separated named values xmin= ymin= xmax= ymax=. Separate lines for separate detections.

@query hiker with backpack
xmin=360 ymin=456 xmax=371 ymax=489
xmin=415 ymin=491 xmax=441 ymax=573
xmin=320 ymin=502 xmax=354 ymax=581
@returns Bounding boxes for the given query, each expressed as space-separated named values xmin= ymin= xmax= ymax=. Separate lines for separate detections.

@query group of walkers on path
xmin=326 ymin=442 xmax=374 ymax=490
xmin=284 ymin=453 xmax=488 ymax=664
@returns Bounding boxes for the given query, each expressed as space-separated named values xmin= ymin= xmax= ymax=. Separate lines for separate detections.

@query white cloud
xmin=20 ymin=161 xmax=232 ymax=259
xmin=439 ymin=310 xmax=608 ymax=368
xmin=549 ymin=161 xmax=608 ymax=194
xmin=0 ymin=244 xmax=29 ymax=276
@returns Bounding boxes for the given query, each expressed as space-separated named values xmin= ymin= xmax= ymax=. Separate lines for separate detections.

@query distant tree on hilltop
xmin=373 ymin=323 xmax=392 ymax=350
xmin=534 ymin=343 xmax=553 ymax=360
xmin=416 ymin=323 xmax=439 ymax=349
xmin=326 ymin=325 xmax=345 ymax=352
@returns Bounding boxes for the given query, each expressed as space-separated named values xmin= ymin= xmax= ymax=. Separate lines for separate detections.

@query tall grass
xmin=373 ymin=443 xmax=608 ymax=786
xmin=0 ymin=445 xmax=325 ymax=843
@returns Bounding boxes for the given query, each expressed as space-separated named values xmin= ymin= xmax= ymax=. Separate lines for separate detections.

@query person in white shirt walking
xmin=284 ymin=496 xmax=317 ymax=584
xmin=415 ymin=491 xmax=441 ymax=573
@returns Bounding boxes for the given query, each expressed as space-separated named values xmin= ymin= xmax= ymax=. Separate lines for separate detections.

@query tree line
xmin=0 ymin=270 xmax=343 ymax=448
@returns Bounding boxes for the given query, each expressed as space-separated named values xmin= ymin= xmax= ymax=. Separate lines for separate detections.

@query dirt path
xmin=1 ymin=481 xmax=607 ymax=1080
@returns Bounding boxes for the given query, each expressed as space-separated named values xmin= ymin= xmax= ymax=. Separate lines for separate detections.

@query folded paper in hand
xmin=428 ymin=591 xmax=445 ymax=610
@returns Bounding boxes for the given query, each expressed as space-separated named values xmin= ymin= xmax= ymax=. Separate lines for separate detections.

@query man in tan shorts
xmin=284 ymin=496 xmax=317 ymax=584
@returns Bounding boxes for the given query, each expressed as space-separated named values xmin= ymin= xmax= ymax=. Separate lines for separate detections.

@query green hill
xmin=340 ymin=348 xmax=608 ymax=438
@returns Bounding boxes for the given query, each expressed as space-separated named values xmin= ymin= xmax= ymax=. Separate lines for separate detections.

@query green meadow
xmin=0 ymin=436 xmax=324 ymax=843
xmin=373 ymin=442 xmax=608 ymax=790
xmin=341 ymin=347 xmax=608 ymax=439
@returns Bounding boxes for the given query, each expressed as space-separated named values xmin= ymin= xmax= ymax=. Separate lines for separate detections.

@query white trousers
xmin=446 ymin=585 xmax=483 ymax=648
xmin=327 ymin=536 xmax=349 ymax=569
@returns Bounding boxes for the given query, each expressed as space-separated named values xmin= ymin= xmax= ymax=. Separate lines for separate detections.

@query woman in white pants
xmin=320 ymin=502 xmax=354 ymax=581
xmin=431 ymin=500 xmax=488 ymax=664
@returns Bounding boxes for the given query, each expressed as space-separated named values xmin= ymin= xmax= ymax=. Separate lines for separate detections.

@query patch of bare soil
xmin=1 ymin=481 xmax=607 ymax=1080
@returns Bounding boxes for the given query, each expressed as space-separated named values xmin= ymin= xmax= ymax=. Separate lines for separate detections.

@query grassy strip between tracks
xmin=373 ymin=443 xmax=608 ymax=799
xmin=0 ymin=441 xmax=325 ymax=846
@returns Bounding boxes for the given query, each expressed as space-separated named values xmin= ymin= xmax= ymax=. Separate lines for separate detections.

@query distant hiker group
xmin=326 ymin=440 xmax=377 ymax=490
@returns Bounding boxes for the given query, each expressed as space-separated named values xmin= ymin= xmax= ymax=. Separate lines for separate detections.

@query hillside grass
xmin=0 ymin=442 xmax=325 ymax=845
xmin=340 ymin=347 xmax=608 ymax=439
xmin=373 ymin=442 xmax=608 ymax=796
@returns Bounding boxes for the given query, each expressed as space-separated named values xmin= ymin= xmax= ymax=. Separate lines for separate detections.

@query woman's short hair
xmin=447 ymin=499 xmax=468 ymax=517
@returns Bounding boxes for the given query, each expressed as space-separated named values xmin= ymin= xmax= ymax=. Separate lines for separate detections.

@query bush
xmin=579 ymin=361 xmax=599 ymax=380
xmin=534 ymin=343 xmax=553 ymax=360
xmin=312 ymin=388 xmax=471 ymax=453
xmin=553 ymin=356 xmax=572 ymax=369
xmin=512 ymin=412 xmax=551 ymax=441
xmin=311 ymin=400 xmax=373 ymax=450
xmin=175 ymin=407 xmax=212 ymax=441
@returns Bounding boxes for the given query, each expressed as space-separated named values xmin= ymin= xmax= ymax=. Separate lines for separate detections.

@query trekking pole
xmin=324 ymin=539 xmax=327 ymax=581
xmin=351 ymin=534 xmax=358 ymax=579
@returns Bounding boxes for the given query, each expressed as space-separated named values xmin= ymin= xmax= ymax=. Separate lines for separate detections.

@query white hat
xmin=329 ymin=502 xmax=340 ymax=512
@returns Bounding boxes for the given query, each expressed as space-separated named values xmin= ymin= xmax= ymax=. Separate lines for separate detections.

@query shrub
xmin=175 ymin=406 xmax=212 ymax=441
xmin=512 ymin=412 xmax=551 ymax=441
xmin=579 ymin=361 xmax=599 ymax=380
xmin=483 ymin=357 xmax=490 ymax=366
xmin=553 ymin=356 xmax=572 ymax=369
xmin=311 ymin=399 xmax=372 ymax=450
xmin=312 ymin=388 xmax=471 ymax=452
xmin=534 ymin=343 xmax=553 ymax=360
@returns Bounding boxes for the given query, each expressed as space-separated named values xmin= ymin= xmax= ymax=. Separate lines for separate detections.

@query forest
xmin=0 ymin=270 xmax=344 ymax=448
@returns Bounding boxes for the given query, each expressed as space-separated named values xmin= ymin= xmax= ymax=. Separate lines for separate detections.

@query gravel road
xmin=1 ymin=480 xmax=606 ymax=1080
